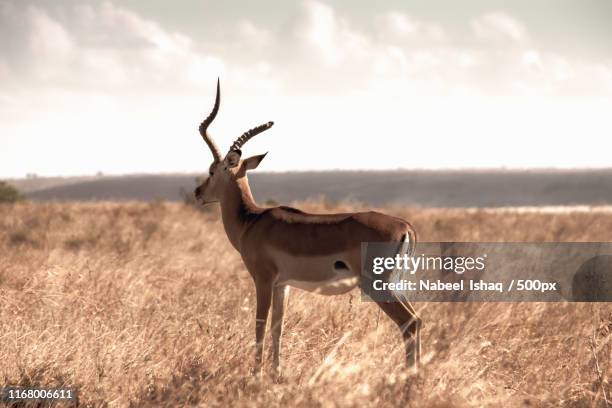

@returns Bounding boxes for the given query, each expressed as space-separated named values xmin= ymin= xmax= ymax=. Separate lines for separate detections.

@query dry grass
xmin=0 ymin=201 xmax=610 ymax=407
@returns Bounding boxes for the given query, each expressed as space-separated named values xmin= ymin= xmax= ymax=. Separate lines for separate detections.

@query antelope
xmin=194 ymin=80 xmax=421 ymax=376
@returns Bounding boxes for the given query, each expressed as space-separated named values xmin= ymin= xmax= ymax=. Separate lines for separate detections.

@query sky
xmin=1 ymin=0 xmax=611 ymax=178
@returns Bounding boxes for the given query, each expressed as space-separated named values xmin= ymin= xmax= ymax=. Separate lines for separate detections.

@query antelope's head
xmin=194 ymin=79 xmax=273 ymax=204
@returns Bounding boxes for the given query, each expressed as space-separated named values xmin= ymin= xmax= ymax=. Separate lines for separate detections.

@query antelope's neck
xmin=219 ymin=176 xmax=261 ymax=251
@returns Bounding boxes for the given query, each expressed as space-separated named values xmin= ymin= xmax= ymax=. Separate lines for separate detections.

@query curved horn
xmin=230 ymin=121 xmax=274 ymax=152
xmin=199 ymin=79 xmax=223 ymax=162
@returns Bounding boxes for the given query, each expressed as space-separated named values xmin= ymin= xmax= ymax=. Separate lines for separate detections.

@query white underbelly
xmin=270 ymin=247 xmax=359 ymax=295
xmin=284 ymin=273 xmax=359 ymax=295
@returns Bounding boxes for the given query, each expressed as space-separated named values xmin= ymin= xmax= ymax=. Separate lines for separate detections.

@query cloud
xmin=1 ymin=0 xmax=609 ymax=99
xmin=0 ymin=0 xmax=611 ymax=177
xmin=297 ymin=0 xmax=369 ymax=67
xmin=471 ymin=12 xmax=528 ymax=43
xmin=288 ymin=2 xmax=611 ymax=98
xmin=0 ymin=1 xmax=279 ymax=97
xmin=375 ymin=11 xmax=447 ymax=45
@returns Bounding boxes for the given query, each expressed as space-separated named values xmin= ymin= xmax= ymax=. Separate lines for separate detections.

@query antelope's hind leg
xmin=376 ymin=300 xmax=422 ymax=370
xmin=404 ymin=300 xmax=422 ymax=366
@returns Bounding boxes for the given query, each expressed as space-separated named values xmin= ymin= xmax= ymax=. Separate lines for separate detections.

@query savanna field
xmin=0 ymin=201 xmax=610 ymax=407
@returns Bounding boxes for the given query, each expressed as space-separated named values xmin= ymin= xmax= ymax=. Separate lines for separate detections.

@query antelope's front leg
xmin=254 ymin=279 xmax=273 ymax=375
xmin=271 ymin=285 xmax=289 ymax=377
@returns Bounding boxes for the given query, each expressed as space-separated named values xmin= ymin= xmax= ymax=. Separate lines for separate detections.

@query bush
xmin=0 ymin=181 xmax=24 ymax=203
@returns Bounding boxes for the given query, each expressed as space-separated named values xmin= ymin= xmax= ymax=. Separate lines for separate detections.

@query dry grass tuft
xmin=0 ymin=201 xmax=610 ymax=407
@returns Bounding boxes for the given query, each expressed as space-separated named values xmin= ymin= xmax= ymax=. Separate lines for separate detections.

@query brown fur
xmin=198 ymin=170 xmax=421 ymax=375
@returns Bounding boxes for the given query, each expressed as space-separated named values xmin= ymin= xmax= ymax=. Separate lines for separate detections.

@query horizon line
xmin=6 ymin=166 xmax=612 ymax=180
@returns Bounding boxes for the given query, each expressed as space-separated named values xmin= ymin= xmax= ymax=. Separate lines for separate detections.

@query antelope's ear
xmin=224 ymin=150 xmax=242 ymax=168
xmin=242 ymin=153 xmax=267 ymax=171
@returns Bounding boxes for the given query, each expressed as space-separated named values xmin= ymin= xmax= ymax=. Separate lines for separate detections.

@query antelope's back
xmin=244 ymin=206 xmax=414 ymax=258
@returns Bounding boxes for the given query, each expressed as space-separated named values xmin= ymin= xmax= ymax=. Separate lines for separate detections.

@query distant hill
xmin=9 ymin=169 xmax=612 ymax=208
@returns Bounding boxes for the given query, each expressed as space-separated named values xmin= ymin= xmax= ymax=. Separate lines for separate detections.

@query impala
xmin=194 ymin=80 xmax=421 ymax=375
